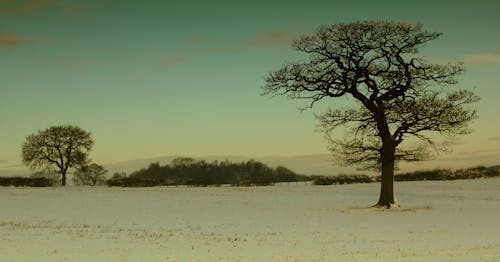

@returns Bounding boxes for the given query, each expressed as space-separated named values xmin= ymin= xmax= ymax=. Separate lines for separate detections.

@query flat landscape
xmin=1 ymin=178 xmax=499 ymax=261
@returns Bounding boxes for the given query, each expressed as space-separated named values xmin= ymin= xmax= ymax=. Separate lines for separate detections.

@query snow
xmin=1 ymin=178 xmax=499 ymax=261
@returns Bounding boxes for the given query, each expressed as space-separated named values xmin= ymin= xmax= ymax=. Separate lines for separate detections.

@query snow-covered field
xmin=1 ymin=178 xmax=499 ymax=261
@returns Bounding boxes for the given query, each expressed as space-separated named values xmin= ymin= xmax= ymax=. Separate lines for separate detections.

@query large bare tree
xmin=263 ymin=21 xmax=479 ymax=208
xmin=22 ymin=125 xmax=94 ymax=186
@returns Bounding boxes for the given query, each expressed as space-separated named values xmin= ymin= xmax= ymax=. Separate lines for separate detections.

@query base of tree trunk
xmin=372 ymin=200 xmax=400 ymax=209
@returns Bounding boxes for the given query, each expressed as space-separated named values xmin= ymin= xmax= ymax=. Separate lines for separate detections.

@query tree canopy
xmin=22 ymin=125 xmax=94 ymax=186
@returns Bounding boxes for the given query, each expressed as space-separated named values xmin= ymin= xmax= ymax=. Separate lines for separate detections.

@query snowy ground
xmin=1 ymin=178 xmax=499 ymax=261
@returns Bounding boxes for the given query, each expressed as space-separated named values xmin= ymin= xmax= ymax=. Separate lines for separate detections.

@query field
xmin=1 ymin=178 xmax=500 ymax=261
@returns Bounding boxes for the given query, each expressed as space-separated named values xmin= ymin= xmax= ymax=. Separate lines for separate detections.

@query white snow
xmin=1 ymin=178 xmax=499 ymax=261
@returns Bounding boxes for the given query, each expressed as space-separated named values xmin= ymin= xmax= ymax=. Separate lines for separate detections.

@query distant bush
xmin=30 ymin=170 xmax=60 ymax=186
xmin=312 ymin=176 xmax=334 ymax=185
xmin=73 ymin=163 xmax=107 ymax=186
xmin=312 ymin=174 xmax=374 ymax=185
xmin=106 ymin=177 xmax=160 ymax=187
xmin=0 ymin=176 xmax=54 ymax=187
xmin=110 ymin=172 xmax=127 ymax=180
xmin=231 ymin=180 xmax=274 ymax=187
xmin=394 ymin=169 xmax=452 ymax=181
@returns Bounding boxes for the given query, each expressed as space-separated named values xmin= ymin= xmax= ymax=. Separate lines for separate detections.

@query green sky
xmin=1 ymin=0 xmax=499 ymax=171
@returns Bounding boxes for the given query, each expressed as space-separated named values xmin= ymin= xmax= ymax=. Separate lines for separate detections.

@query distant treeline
xmin=312 ymin=174 xmax=373 ymax=185
xmin=2 ymin=162 xmax=499 ymax=187
xmin=107 ymin=157 xmax=311 ymax=187
xmin=312 ymin=165 xmax=500 ymax=185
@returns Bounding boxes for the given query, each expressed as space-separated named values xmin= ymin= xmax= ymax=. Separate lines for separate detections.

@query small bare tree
xmin=22 ymin=125 xmax=94 ymax=186
xmin=263 ymin=21 xmax=479 ymax=208
xmin=73 ymin=163 xmax=108 ymax=186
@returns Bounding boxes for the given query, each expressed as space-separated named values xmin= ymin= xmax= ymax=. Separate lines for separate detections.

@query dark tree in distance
xmin=263 ymin=21 xmax=479 ymax=208
xmin=73 ymin=163 xmax=108 ymax=186
xmin=22 ymin=125 xmax=94 ymax=186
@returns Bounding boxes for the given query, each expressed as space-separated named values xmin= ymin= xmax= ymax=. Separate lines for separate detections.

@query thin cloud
xmin=457 ymin=148 xmax=500 ymax=155
xmin=0 ymin=3 xmax=36 ymax=15
xmin=2 ymin=163 xmax=25 ymax=168
xmin=185 ymin=34 xmax=207 ymax=43
xmin=0 ymin=0 xmax=58 ymax=15
xmin=422 ymin=147 xmax=500 ymax=165
xmin=0 ymin=30 xmax=29 ymax=48
xmin=157 ymin=56 xmax=190 ymax=68
xmin=50 ymin=56 xmax=86 ymax=71
xmin=65 ymin=5 xmax=86 ymax=15
xmin=0 ymin=29 xmax=55 ymax=48
xmin=155 ymin=36 xmax=202 ymax=67
xmin=0 ymin=0 xmax=87 ymax=16
xmin=464 ymin=53 xmax=500 ymax=66
xmin=212 ymin=46 xmax=253 ymax=54
xmin=244 ymin=31 xmax=296 ymax=48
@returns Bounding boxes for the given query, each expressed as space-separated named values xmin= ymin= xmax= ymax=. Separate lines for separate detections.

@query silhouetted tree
xmin=73 ymin=163 xmax=107 ymax=186
xmin=263 ymin=21 xmax=479 ymax=208
xmin=22 ymin=125 xmax=94 ymax=186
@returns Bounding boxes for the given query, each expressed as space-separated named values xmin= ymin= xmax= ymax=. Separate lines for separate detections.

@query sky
xmin=1 ymin=0 xmax=499 ymax=174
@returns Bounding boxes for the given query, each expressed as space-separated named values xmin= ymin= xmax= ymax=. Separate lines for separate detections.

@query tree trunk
xmin=375 ymin=141 xmax=398 ymax=208
xmin=61 ymin=171 xmax=67 ymax=186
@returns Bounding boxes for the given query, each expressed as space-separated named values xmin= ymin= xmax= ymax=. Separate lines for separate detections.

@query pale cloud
xmin=435 ymin=148 xmax=500 ymax=167
xmin=185 ymin=35 xmax=207 ymax=43
xmin=0 ymin=0 xmax=87 ymax=16
xmin=0 ymin=0 xmax=58 ymax=15
xmin=50 ymin=56 xmax=86 ymax=71
xmin=457 ymin=148 xmax=500 ymax=155
xmin=211 ymin=30 xmax=297 ymax=54
xmin=64 ymin=5 xmax=86 ymax=15
xmin=155 ymin=36 xmax=202 ymax=67
xmin=212 ymin=46 xmax=253 ymax=54
xmin=0 ymin=0 xmax=83 ymax=48
xmin=0 ymin=29 xmax=55 ymax=48
xmin=400 ymin=147 xmax=500 ymax=171
xmin=244 ymin=31 xmax=296 ymax=48
xmin=463 ymin=53 xmax=500 ymax=66
xmin=1 ymin=162 xmax=26 ymax=168
xmin=157 ymin=56 xmax=190 ymax=68
xmin=0 ymin=30 xmax=28 ymax=48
